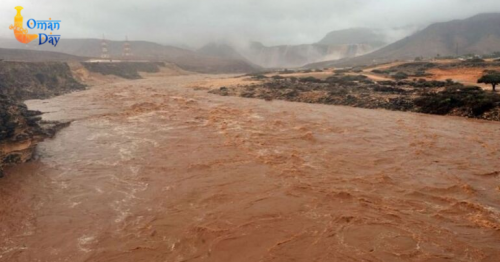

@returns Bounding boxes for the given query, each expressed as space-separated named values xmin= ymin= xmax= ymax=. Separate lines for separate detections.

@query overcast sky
xmin=2 ymin=0 xmax=500 ymax=48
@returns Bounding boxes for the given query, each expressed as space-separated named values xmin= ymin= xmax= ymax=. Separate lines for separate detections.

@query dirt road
xmin=1 ymin=74 xmax=499 ymax=262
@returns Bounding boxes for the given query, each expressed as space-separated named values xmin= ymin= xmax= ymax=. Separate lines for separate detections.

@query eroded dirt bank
xmin=1 ymin=74 xmax=500 ymax=262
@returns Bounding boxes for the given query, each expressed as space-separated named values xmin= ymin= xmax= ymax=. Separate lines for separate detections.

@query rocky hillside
xmin=0 ymin=48 xmax=86 ymax=62
xmin=0 ymin=95 xmax=43 ymax=177
xmin=0 ymin=62 xmax=86 ymax=176
xmin=0 ymin=61 xmax=86 ymax=101
xmin=197 ymin=42 xmax=249 ymax=61
xmin=0 ymin=95 xmax=70 ymax=177
xmin=308 ymin=13 xmax=500 ymax=68
xmin=318 ymin=28 xmax=386 ymax=47
xmin=82 ymin=62 xmax=164 ymax=79
xmin=0 ymin=38 xmax=259 ymax=74
xmin=242 ymin=28 xmax=386 ymax=68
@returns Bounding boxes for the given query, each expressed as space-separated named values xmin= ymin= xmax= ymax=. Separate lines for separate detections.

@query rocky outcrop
xmin=244 ymin=42 xmax=378 ymax=69
xmin=81 ymin=62 xmax=164 ymax=79
xmin=211 ymin=75 xmax=500 ymax=121
xmin=0 ymin=61 xmax=86 ymax=101
xmin=0 ymin=95 xmax=69 ymax=177
xmin=0 ymin=61 xmax=85 ymax=176
xmin=0 ymin=38 xmax=260 ymax=74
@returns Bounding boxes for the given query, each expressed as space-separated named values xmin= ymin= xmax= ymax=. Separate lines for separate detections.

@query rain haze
xmin=1 ymin=0 xmax=500 ymax=47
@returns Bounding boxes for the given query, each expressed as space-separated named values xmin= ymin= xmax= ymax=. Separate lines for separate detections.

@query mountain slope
xmin=318 ymin=28 xmax=386 ymax=47
xmin=0 ymin=48 xmax=86 ymax=62
xmin=197 ymin=42 xmax=248 ymax=61
xmin=0 ymin=38 xmax=259 ymax=73
xmin=242 ymin=28 xmax=386 ymax=68
xmin=307 ymin=13 xmax=500 ymax=68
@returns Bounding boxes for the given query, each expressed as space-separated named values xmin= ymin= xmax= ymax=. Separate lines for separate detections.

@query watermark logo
xmin=9 ymin=6 xmax=61 ymax=47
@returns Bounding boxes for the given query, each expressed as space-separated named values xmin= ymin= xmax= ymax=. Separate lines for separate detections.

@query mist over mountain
xmin=239 ymin=28 xmax=387 ymax=68
xmin=2 ymin=12 xmax=500 ymax=71
xmin=197 ymin=42 xmax=249 ymax=61
xmin=0 ymin=47 xmax=85 ymax=62
xmin=318 ymin=28 xmax=386 ymax=47
xmin=307 ymin=13 xmax=500 ymax=68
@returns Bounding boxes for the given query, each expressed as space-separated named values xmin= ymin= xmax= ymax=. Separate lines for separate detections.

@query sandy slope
xmin=0 ymin=73 xmax=499 ymax=262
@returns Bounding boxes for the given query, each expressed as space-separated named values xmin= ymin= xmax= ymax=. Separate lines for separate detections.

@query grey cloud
xmin=1 ymin=0 xmax=500 ymax=47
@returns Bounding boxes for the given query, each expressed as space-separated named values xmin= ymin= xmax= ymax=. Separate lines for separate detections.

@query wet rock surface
xmin=211 ymin=75 xmax=500 ymax=121
xmin=0 ymin=62 xmax=81 ymax=175
xmin=0 ymin=95 xmax=63 ymax=176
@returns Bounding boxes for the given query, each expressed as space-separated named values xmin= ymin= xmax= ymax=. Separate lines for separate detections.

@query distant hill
xmin=0 ymin=38 xmax=259 ymax=73
xmin=242 ymin=28 xmax=386 ymax=68
xmin=197 ymin=42 xmax=248 ymax=61
xmin=0 ymin=47 xmax=86 ymax=62
xmin=306 ymin=13 xmax=500 ymax=68
xmin=318 ymin=28 xmax=386 ymax=47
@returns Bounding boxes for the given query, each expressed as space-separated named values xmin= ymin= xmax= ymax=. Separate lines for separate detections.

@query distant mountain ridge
xmin=0 ymin=47 xmax=86 ymax=62
xmin=197 ymin=42 xmax=248 ymax=61
xmin=241 ymin=28 xmax=387 ymax=68
xmin=306 ymin=13 xmax=500 ymax=68
xmin=318 ymin=28 xmax=386 ymax=47
xmin=0 ymin=38 xmax=259 ymax=73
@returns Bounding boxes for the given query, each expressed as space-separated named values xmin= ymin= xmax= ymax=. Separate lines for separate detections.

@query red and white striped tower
xmin=101 ymin=35 xmax=110 ymax=59
xmin=123 ymin=36 xmax=132 ymax=59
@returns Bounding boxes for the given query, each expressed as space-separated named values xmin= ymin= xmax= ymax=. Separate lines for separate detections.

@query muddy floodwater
xmin=1 ymin=74 xmax=500 ymax=262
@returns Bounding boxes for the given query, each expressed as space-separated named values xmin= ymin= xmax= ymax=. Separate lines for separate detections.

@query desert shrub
xmin=373 ymin=85 xmax=407 ymax=94
xmin=415 ymin=85 xmax=500 ymax=116
xmin=466 ymin=58 xmax=485 ymax=63
xmin=299 ymin=76 xmax=324 ymax=83
xmin=325 ymin=75 xmax=370 ymax=85
xmin=279 ymin=69 xmax=294 ymax=74
xmin=351 ymin=67 xmax=364 ymax=73
xmin=271 ymin=75 xmax=285 ymax=80
xmin=343 ymin=75 xmax=368 ymax=81
xmin=334 ymin=69 xmax=350 ymax=74
xmin=372 ymin=69 xmax=395 ymax=75
xmin=415 ymin=70 xmax=428 ymax=77
xmin=377 ymin=80 xmax=397 ymax=86
xmin=406 ymin=79 xmax=451 ymax=88
xmin=393 ymin=72 xmax=409 ymax=80
xmin=394 ymin=62 xmax=435 ymax=69
xmin=251 ymin=74 xmax=267 ymax=80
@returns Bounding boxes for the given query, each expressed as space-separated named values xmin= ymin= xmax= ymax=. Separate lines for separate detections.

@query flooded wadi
xmin=1 ymin=74 xmax=500 ymax=262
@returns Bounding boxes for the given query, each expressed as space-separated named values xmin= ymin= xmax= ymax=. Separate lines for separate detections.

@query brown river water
xmin=1 ymin=74 xmax=500 ymax=262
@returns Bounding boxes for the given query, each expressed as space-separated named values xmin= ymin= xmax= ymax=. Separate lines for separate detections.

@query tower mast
xmin=101 ymin=34 xmax=110 ymax=60
xmin=123 ymin=36 xmax=132 ymax=59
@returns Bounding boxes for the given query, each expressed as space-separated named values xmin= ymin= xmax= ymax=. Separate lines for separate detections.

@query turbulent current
xmin=1 ymin=74 xmax=499 ymax=262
